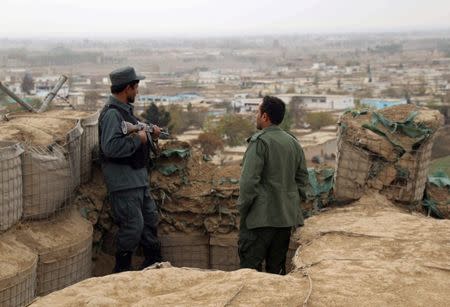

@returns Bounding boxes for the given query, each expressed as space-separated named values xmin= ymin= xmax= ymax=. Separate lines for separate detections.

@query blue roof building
xmin=360 ymin=98 xmax=407 ymax=110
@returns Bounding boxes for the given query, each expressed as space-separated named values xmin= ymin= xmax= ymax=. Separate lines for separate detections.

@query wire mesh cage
xmin=79 ymin=111 xmax=99 ymax=184
xmin=63 ymin=122 xmax=83 ymax=191
xmin=334 ymin=135 xmax=437 ymax=203
xmin=22 ymin=144 xmax=74 ymax=220
xmin=0 ymin=142 xmax=24 ymax=232
xmin=160 ymin=233 xmax=210 ymax=269
xmin=334 ymin=105 xmax=443 ymax=204
xmin=37 ymin=236 xmax=92 ymax=296
xmin=209 ymin=233 xmax=240 ymax=271
xmin=0 ymin=236 xmax=37 ymax=307
xmin=14 ymin=209 xmax=93 ymax=297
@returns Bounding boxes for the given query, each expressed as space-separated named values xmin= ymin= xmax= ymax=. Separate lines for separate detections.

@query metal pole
xmin=0 ymin=81 xmax=36 ymax=112
xmin=38 ymin=75 xmax=68 ymax=113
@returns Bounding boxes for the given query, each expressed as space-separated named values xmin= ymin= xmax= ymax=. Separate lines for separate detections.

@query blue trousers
xmin=109 ymin=187 xmax=160 ymax=253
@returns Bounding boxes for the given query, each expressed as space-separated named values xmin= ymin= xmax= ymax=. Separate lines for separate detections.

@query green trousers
xmin=238 ymin=226 xmax=291 ymax=275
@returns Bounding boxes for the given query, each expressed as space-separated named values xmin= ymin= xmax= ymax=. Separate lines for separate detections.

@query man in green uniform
xmin=238 ymin=96 xmax=309 ymax=275
xmin=99 ymin=66 xmax=162 ymax=273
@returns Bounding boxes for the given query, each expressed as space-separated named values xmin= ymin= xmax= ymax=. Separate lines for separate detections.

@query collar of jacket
xmin=247 ymin=125 xmax=281 ymax=143
xmin=262 ymin=125 xmax=281 ymax=132
xmin=108 ymin=95 xmax=134 ymax=114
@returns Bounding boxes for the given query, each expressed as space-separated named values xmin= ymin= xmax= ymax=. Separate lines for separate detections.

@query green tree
xmin=0 ymin=89 xmax=8 ymax=107
xmin=279 ymin=109 xmax=293 ymax=131
xmin=142 ymin=103 xmax=171 ymax=127
xmin=313 ymin=73 xmax=320 ymax=87
xmin=289 ymin=97 xmax=307 ymax=128
xmin=21 ymin=72 xmax=34 ymax=94
xmin=191 ymin=132 xmax=224 ymax=155
xmin=205 ymin=114 xmax=254 ymax=146
xmin=305 ymin=112 xmax=336 ymax=131
xmin=167 ymin=104 xmax=188 ymax=134
xmin=187 ymin=108 xmax=207 ymax=128
xmin=380 ymin=87 xmax=402 ymax=98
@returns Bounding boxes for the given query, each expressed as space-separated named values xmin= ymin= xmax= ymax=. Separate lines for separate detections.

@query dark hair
xmin=110 ymin=80 xmax=139 ymax=94
xmin=260 ymin=96 xmax=285 ymax=125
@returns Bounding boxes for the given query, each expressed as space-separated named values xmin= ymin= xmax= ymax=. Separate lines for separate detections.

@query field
xmin=429 ymin=155 xmax=450 ymax=177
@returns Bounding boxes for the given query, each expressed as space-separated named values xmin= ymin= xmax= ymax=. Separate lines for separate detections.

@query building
xmin=360 ymin=98 xmax=407 ymax=110
xmin=296 ymin=131 xmax=337 ymax=163
xmin=289 ymin=95 xmax=354 ymax=110
xmin=135 ymin=94 xmax=203 ymax=112
xmin=231 ymin=98 xmax=260 ymax=113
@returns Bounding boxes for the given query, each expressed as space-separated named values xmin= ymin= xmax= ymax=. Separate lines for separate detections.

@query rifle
xmin=121 ymin=121 xmax=170 ymax=155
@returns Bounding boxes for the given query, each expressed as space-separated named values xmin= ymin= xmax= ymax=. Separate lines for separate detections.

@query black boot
xmin=141 ymin=246 xmax=162 ymax=269
xmin=114 ymin=251 xmax=132 ymax=273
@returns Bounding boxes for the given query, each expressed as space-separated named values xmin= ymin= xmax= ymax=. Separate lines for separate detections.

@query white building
xmin=232 ymin=98 xmax=260 ymax=113
xmin=289 ymin=95 xmax=354 ymax=110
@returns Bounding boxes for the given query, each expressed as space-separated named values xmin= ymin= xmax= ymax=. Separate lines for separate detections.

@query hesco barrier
xmin=160 ymin=233 xmax=210 ymax=269
xmin=37 ymin=236 xmax=92 ymax=296
xmin=79 ymin=111 xmax=99 ymax=184
xmin=334 ymin=105 xmax=444 ymax=203
xmin=0 ymin=235 xmax=37 ymax=307
xmin=209 ymin=233 xmax=240 ymax=271
xmin=63 ymin=122 xmax=83 ymax=190
xmin=15 ymin=210 xmax=93 ymax=296
xmin=22 ymin=144 xmax=73 ymax=220
xmin=0 ymin=142 xmax=24 ymax=232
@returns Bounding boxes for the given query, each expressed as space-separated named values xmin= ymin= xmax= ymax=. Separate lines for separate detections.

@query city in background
xmin=1 ymin=31 xmax=449 ymax=169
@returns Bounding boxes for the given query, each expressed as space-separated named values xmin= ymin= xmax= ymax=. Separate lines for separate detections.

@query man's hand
xmin=138 ymin=130 xmax=148 ymax=144
xmin=151 ymin=125 xmax=161 ymax=140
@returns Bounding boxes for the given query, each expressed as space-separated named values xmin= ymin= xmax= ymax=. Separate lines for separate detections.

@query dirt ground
xmin=29 ymin=190 xmax=450 ymax=306
xmin=292 ymin=190 xmax=450 ymax=306
xmin=31 ymin=265 xmax=310 ymax=307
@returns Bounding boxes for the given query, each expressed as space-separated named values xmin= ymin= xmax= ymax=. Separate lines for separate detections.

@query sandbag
xmin=22 ymin=145 xmax=73 ymax=219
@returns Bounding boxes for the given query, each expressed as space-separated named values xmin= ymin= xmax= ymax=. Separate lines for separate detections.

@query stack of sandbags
xmin=0 ymin=142 xmax=24 ymax=231
xmin=14 ymin=210 xmax=93 ymax=296
xmin=150 ymin=141 xmax=241 ymax=269
xmin=152 ymin=141 xmax=240 ymax=235
xmin=0 ymin=235 xmax=37 ymax=307
xmin=334 ymin=105 xmax=444 ymax=202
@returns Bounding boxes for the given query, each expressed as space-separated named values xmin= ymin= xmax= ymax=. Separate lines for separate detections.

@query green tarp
xmin=306 ymin=168 xmax=334 ymax=198
xmin=160 ymin=148 xmax=190 ymax=158
xmin=428 ymin=171 xmax=450 ymax=188
xmin=157 ymin=164 xmax=180 ymax=176
xmin=362 ymin=111 xmax=433 ymax=153
xmin=423 ymin=171 xmax=450 ymax=219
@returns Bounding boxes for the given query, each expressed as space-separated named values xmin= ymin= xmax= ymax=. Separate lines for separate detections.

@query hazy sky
xmin=1 ymin=0 xmax=450 ymax=37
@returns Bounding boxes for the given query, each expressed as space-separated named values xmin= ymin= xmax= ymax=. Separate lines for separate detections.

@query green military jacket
xmin=238 ymin=125 xmax=309 ymax=229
